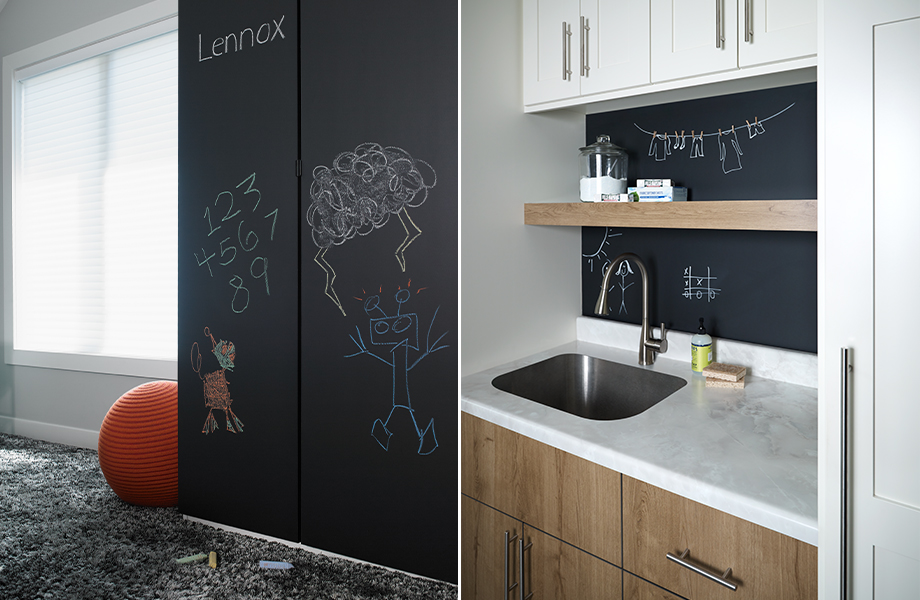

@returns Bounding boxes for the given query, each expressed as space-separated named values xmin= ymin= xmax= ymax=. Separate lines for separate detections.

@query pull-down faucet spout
xmin=595 ymin=252 xmax=668 ymax=365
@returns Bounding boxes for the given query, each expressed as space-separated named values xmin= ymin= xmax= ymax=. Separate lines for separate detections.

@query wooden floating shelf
xmin=523 ymin=200 xmax=817 ymax=232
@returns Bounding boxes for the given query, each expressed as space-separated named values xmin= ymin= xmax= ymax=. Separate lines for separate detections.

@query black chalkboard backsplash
xmin=582 ymin=84 xmax=817 ymax=353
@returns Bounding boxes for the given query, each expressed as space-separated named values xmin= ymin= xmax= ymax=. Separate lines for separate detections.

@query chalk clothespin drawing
xmin=306 ymin=143 xmax=436 ymax=316
xmin=346 ymin=284 xmax=448 ymax=455
xmin=191 ymin=326 xmax=244 ymax=434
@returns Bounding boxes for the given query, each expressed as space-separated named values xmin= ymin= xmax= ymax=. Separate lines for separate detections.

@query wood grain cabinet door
xmin=522 ymin=524 xmax=622 ymax=599
xmin=622 ymin=476 xmax=816 ymax=600
xmin=462 ymin=495 xmax=522 ymax=600
xmin=461 ymin=413 xmax=622 ymax=566
xmin=624 ymin=572 xmax=686 ymax=600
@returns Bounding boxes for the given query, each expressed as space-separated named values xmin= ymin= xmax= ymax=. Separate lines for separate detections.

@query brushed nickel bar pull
xmin=715 ymin=0 xmax=723 ymax=48
xmin=519 ymin=538 xmax=534 ymax=600
xmin=504 ymin=531 xmax=519 ymax=598
xmin=841 ymin=348 xmax=851 ymax=600
xmin=666 ymin=549 xmax=738 ymax=591
xmin=744 ymin=0 xmax=752 ymax=42
xmin=562 ymin=22 xmax=571 ymax=81
xmin=581 ymin=17 xmax=590 ymax=76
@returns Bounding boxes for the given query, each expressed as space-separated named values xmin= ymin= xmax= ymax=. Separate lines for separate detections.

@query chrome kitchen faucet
xmin=595 ymin=252 xmax=669 ymax=365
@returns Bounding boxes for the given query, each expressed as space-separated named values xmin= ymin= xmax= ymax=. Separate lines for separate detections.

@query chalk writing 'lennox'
xmin=198 ymin=15 xmax=286 ymax=62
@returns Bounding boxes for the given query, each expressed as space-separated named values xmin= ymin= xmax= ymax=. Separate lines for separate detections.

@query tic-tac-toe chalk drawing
xmin=634 ymin=103 xmax=795 ymax=175
xmin=191 ymin=327 xmax=244 ymax=434
xmin=345 ymin=283 xmax=448 ymax=455
xmin=307 ymin=143 xmax=436 ymax=316
xmin=682 ymin=266 xmax=721 ymax=302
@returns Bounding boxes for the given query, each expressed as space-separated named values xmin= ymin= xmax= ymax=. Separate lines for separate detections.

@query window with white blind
xmin=2 ymin=1 xmax=178 ymax=378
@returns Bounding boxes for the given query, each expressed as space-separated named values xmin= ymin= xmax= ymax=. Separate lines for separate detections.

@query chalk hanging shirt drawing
xmin=719 ymin=129 xmax=743 ymax=174
xmin=648 ymin=133 xmax=671 ymax=161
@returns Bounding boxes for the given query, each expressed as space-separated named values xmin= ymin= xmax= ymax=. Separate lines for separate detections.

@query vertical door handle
xmin=580 ymin=17 xmax=590 ymax=77
xmin=519 ymin=537 xmax=534 ymax=600
xmin=744 ymin=0 xmax=753 ymax=42
xmin=562 ymin=22 xmax=573 ymax=81
xmin=504 ymin=531 xmax=519 ymax=599
xmin=715 ymin=0 xmax=723 ymax=48
xmin=841 ymin=348 xmax=851 ymax=600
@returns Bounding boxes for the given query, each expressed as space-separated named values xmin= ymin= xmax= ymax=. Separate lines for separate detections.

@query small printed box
xmin=601 ymin=193 xmax=634 ymax=202
xmin=636 ymin=178 xmax=673 ymax=188
xmin=626 ymin=186 xmax=688 ymax=202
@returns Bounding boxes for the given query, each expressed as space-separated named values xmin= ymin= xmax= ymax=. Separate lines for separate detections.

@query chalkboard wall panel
xmin=582 ymin=84 xmax=818 ymax=353
xmin=299 ymin=0 xmax=458 ymax=584
xmin=586 ymin=83 xmax=817 ymax=200
xmin=582 ymin=227 xmax=817 ymax=352
xmin=178 ymin=0 xmax=301 ymax=541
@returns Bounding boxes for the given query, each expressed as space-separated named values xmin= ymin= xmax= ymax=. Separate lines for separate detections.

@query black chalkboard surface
xmin=299 ymin=0 xmax=458 ymax=583
xmin=582 ymin=227 xmax=817 ymax=352
xmin=586 ymin=83 xmax=817 ymax=200
xmin=582 ymin=84 xmax=818 ymax=353
xmin=178 ymin=0 xmax=301 ymax=541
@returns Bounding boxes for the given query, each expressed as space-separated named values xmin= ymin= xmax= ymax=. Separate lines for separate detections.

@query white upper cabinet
xmin=650 ymin=0 xmax=816 ymax=81
xmin=650 ymin=0 xmax=738 ymax=82
xmin=580 ymin=0 xmax=651 ymax=95
xmin=738 ymin=0 xmax=817 ymax=67
xmin=524 ymin=0 xmax=816 ymax=109
xmin=523 ymin=0 xmax=650 ymax=105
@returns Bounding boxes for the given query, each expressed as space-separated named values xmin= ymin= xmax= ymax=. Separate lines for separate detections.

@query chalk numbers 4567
xmin=194 ymin=173 xmax=278 ymax=314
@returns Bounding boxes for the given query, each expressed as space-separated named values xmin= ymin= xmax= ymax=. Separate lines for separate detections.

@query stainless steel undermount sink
xmin=491 ymin=353 xmax=687 ymax=421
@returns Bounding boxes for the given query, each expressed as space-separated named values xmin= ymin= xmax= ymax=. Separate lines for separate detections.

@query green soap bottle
xmin=691 ymin=317 xmax=713 ymax=376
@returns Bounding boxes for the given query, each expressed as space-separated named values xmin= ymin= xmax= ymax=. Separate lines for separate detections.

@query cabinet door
xmin=462 ymin=413 xmax=622 ymax=566
xmin=737 ymin=0 xmax=816 ymax=67
xmin=622 ymin=476 xmax=816 ymax=599
xmin=624 ymin=572 xmax=684 ymax=600
xmin=462 ymin=495 xmax=523 ymax=600
xmin=300 ymin=0 xmax=458 ymax=583
xmin=523 ymin=0 xmax=581 ymax=105
xmin=580 ymin=0 xmax=650 ymax=95
xmin=650 ymin=0 xmax=738 ymax=82
xmin=523 ymin=524 xmax=623 ymax=599
xmin=178 ymin=0 xmax=301 ymax=543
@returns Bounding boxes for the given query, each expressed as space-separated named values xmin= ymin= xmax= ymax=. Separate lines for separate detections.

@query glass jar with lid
xmin=579 ymin=135 xmax=628 ymax=202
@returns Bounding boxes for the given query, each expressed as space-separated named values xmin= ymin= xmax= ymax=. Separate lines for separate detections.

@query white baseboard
xmin=0 ymin=415 xmax=98 ymax=450
xmin=183 ymin=515 xmax=446 ymax=583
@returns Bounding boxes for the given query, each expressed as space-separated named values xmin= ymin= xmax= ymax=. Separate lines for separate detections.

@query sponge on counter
xmin=703 ymin=362 xmax=746 ymax=388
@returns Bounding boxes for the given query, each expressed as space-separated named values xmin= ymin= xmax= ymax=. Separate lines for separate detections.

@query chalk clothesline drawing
xmin=306 ymin=143 xmax=436 ymax=316
xmin=346 ymin=283 xmax=448 ymax=455
xmin=634 ymin=102 xmax=795 ymax=174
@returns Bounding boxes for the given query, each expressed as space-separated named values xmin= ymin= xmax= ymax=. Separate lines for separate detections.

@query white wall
xmin=461 ymin=0 xmax=584 ymax=377
xmin=0 ymin=0 xmax=164 ymax=449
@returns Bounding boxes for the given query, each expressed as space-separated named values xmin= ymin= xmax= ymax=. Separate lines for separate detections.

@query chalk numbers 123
xmin=194 ymin=173 xmax=278 ymax=313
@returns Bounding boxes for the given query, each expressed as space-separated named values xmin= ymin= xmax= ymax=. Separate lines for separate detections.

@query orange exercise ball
xmin=98 ymin=381 xmax=178 ymax=507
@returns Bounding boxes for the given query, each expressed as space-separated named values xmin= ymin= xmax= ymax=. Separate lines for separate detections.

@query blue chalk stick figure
xmin=346 ymin=288 xmax=448 ymax=455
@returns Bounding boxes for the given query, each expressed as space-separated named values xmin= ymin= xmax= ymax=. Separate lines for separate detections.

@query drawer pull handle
xmin=666 ymin=548 xmax=738 ymax=591
xmin=519 ymin=538 xmax=534 ymax=600
xmin=504 ymin=531 xmax=519 ymax=598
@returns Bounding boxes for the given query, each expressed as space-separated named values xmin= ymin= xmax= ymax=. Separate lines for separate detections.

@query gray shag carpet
xmin=0 ymin=432 xmax=458 ymax=599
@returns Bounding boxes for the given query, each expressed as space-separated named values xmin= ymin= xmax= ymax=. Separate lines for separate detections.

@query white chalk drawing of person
xmin=306 ymin=143 xmax=436 ymax=316
xmin=615 ymin=260 xmax=635 ymax=315
xmin=346 ymin=287 xmax=448 ymax=455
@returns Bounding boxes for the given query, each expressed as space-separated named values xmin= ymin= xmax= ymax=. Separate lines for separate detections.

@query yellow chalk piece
xmin=209 ymin=551 xmax=217 ymax=569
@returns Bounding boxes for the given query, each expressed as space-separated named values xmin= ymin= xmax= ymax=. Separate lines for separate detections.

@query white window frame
xmin=2 ymin=0 xmax=179 ymax=379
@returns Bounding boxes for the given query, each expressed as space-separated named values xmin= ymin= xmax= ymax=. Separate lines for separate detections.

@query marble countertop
xmin=461 ymin=334 xmax=818 ymax=546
